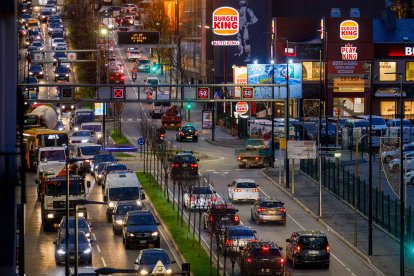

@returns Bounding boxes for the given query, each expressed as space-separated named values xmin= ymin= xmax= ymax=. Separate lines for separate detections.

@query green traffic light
xmin=186 ymin=103 xmax=192 ymax=110
xmin=151 ymin=62 xmax=158 ymax=72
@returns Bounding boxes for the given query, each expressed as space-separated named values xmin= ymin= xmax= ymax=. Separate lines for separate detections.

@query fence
xmin=300 ymin=158 xmax=413 ymax=247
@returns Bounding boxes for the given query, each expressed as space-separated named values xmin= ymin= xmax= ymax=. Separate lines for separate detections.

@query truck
xmin=161 ymin=105 xmax=182 ymax=130
xmin=24 ymin=105 xmax=58 ymax=130
xmin=150 ymin=89 xmax=171 ymax=119
xmin=70 ymin=109 xmax=95 ymax=131
xmin=103 ymin=171 xmax=143 ymax=221
xmin=235 ymin=138 xmax=271 ymax=168
xmin=38 ymin=167 xmax=89 ymax=231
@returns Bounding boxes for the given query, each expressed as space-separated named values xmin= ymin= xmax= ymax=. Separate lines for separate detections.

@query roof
xmin=128 ymin=210 xmax=152 ymax=216
xmin=234 ymin=179 xmax=256 ymax=183
xmin=23 ymin=128 xmax=67 ymax=135
xmin=296 ymin=230 xmax=327 ymax=237
xmin=374 ymin=18 xmax=414 ymax=43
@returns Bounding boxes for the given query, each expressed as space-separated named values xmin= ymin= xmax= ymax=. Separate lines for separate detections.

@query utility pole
xmin=285 ymin=40 xmax=290 ymax=188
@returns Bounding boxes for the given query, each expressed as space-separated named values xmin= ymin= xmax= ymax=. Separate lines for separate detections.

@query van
xmin=104 ymin=171 xmax=143 ymax=221
xmin=81 ymin=122 xmax=103 ymax=144
xmin=71 ymin=109 xmax=95 ymax=131
xmin=69 ymin=143 xmax=103 ymax=174
xmin=343 ymin=118 xmax=369 ymax=148
xmin=356 ymin=115 xmax=387 ymax=135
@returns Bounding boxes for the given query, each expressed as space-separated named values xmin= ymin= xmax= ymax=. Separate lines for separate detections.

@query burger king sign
xmin=339 ymin=20 xmax=359 ymax=41
xmin=212 ymin=7 xmax=239 ymax=36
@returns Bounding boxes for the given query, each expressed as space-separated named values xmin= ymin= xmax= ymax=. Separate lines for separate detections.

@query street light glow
xmin=270 ymin=60 xmax=275 ymax=64
xmin=100 ymin=28 xmax=108 ymax=35
xmin=253 ymin=59 xmax=258 ymax=64
xmin=288 ymin=59 xmax=293 ymax=64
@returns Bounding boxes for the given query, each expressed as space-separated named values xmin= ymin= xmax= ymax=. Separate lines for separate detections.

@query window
xmin=406 ymin=62 xmax=414 ymax=81
xmin=379 ymin=61 xmax=397 ymax=81
xmin=302 ymin=62 xmax=322 ymax=81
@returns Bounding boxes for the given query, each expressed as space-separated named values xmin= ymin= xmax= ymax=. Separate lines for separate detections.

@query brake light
xmin=237 ymin=157 xmax=241 ymax=160
xmin=252 ymin=188 xmax=259 ymax=192
xmin=279 ymin=258 xmax=285 ymax=264
xmin=212 ymin=195 xmax=217 ymax=203
xmin=172 ymin=163 xmax=179 ymax=168
xmin=209 ymin=215 xmax=213 ymax=222
xmin=245 ymin=257 xmax=253 ymax=263
xmin=326 ymin=245 xmax=330 ymax=253
xmin=278 ymin=207 xmax=286 ymax=212
xmin=190 ymin=163 xmax=198 ymax=168
xmin=234 ymin=214 xmax=239 ymax=222
xmin=262 ymin=246 xmax=269 ymax=253
xmin=195 ymin=131 xmax=198 ymax=135
xmin=257 ymin=207 xmax=266 ymax=213
xmin=234 ymin=188 xmax=241 ymax=192
xmin=255 ymin=157 xmax=259 ymax=160
xmin=120 ymin=76 xmax=124 ymax=80
xmin=295 ymin=245 xmax=301 ymax=253
xmin=226 ymin=240 xmax=231 ymax=247
xmin=179 ymin=132 xmax=184 ymax=135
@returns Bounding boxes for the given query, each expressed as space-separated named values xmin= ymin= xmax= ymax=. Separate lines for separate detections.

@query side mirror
xmin=256 ymin=184 xmax=259 ymax=187
xmin=103 ymin=195 xmax=108 ymax=202
xmin=87 ymin=181 xmax=91 ymax=188
xmin=141 ymin=193 xmax=146 ymax=200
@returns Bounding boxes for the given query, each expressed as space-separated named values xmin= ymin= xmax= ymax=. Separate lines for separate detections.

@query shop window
xmin=406 ymin=62 xmax=414 ymax=81
xmin=379 ymin=61 xmax=397 ymax=81
xmin=302 ymin=62 xmax=322 ymax=81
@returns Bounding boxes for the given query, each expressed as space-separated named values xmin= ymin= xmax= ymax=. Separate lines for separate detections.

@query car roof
xmin=128 ymin=210 xmax=153 ymax=216
xmin=212 ymin=203 xmax=236 ymax=209
xmin=141 ymin=248 xmax=168 ymax=254
xmin=228 ymin=225 xmax=253 ymax=231
xmin=296 ymin=230 xmax=327 ymax=237
xmin=247 ymin=241 xmax=280 ymax=249
xmin=234 ymin=179 xmax=256 ymax=183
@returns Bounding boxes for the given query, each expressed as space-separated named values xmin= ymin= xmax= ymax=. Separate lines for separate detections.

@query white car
xmin=81 ymin=122 xmax=103 ymax=144
xmin=70 ymin=130 xmax=97 ymax=144
xmin=52 ymin=37 xmax=65 ymax=49
xmin=405 ymin=171 xmax=414 ymax=186
xmin=388 ymin=152 xmax=414 ymax=170
xmin=228 ymin=179 xmax=260 ymax=203
xmin=183 ymin=186 xmax=217 ymax=210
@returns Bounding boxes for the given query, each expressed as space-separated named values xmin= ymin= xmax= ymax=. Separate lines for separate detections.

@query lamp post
xmin=271 ymin=59 xmax=275 ymax=167
xmin=100 ymin=26 xmax=108 ymax=148
xmin=385 ymin=71 xmax=404 ymax=275
xmin=284 ymin=40 xmax=290 ymax=188
xmin=65 ymin=160 xmax=70 ymax=276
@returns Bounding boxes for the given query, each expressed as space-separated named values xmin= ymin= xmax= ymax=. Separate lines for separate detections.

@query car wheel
xmin=250 ymin=211 xmax=254 ymax=221
xmin=107 ymin=214 xmax=112 ymax=222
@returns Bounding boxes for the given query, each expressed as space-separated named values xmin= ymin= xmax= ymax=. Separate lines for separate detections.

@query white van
xmin=81 ymin=122 xmax=103 ymax=144
xmin=104 ymin=171 xmax=143 ymax=221
xmin=69 ymin=143 xmax=103 ymax=174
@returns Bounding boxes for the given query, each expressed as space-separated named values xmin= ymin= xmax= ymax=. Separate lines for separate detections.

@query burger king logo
xmin=340 ymin=20 xmax=359 ymax=40
xmin=212 ymin=7 xmax=239 ymax=36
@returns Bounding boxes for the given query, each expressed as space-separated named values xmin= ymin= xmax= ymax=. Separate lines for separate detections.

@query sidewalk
xmin=206 ymin=126 xmax=414 ymax=276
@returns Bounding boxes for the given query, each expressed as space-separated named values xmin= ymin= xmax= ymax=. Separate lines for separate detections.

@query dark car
xmin=250 ymin=198 xmax=286 ymax=225
xmin=54 ymin=65 xmax=70 ymax=81
xmin=50 ymin=28 xmax=65 ymax=39
xmin=101 ymin=162 xmax=129 ymax=189
xmin=222 ymin=226 xmax=257 ymax=254
xmin=134 ymin=249 xmax=175 ymax=275
xmin=57 ymin=216 xmax=92 ymax=241
xmin=109 ymin=71 xmax=124 ymax=84
xmin=38 ymin=8 xmax=53 ymax=22
xmin=122 ymin=210 xmax=160 ymax=249
xmin=27 ymin=29 xmax=43 ymax=43
xmin=28 ymin=63 xmax=44 ymax=78
xmin=23 ymin=76 xmax=39 ymax=96
xmin=94 ymin=162 xmax=111 ymax=185
xmin=203 ymin=203 xmax=240 ymax=232
xmin=53 ymin=52 xmax=67 ymax=66
xmin=240 ymin=241 xmax=286 ymax=276
xmin=170 ymin=151 xmax=199 ymax=181
xmin=54 ymin=232 xmax=92 ymax=265
xmin=286 ymin=230 xmax=330 ymax=269
xmin=92 ymin=152 xmax=117 ymax=174
xmin=112 ymin=200 xmax=142 ymax=235
xmin=176 ymin=124 xmax=199 ymax=142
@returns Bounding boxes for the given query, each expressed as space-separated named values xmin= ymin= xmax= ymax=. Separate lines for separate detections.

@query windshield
xmin=80 ymin=146 xmax=103 ymax=156
xmin=298 ymin=236 xmax=328 ymax=250
xmin=95 ymin=155 xmax=116 ymax=163
xmin=235 ymin=182 xmax=257 ymax=188
xmin=116 ymin=204 xmax=140 ymax=215
xmin=140 ymin=252 xmax=170 ymax=265
xmin=82 ymin=125 xmax=102 ymax=132
xmin=55 ymin=66 xmax=69 ymax=73
xmin=182 ymin=126 xmax=196 ymax=132
xmin=107 ymin=164 xmax=128 ymax=172
xmin=392 ymin=120 xmax=412 ymax=126
xmin=127 ymin=214 xmax=156 ymax=225
xmin=30 ymin=64 xmax=42 ymax=71
xmin=40 ymin=150 xmax=66 ymax=161
xmin=173 ymin=155 xmax=196 ymax=163
xmin=61 ymin=219 xmax=89 ymax=229
xmin=75 ymin=112 xmax=94 ymax=124
xmin=138 ymin=60 xmax=149 ymax=64
xmin=62 ymin=234 xmax=88 ymax=244
xmin=72 ymin=131 xmax=91 ymax=137
xmin=147 ymin=79 xmax=158 ymax=85
xmin=46 ymin=179 xmax=84 ymax=196
xmin=37 ymin=133 xmax=68 ymax=147
xmin=109 ymin=187 xmax=140 ymax=201
xmin=228 ymin=229 xmax=255 ymax=238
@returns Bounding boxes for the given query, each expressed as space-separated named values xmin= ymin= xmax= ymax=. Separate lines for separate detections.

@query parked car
xmin=134 ymin=249 xmax=175 ymax=275
xmin=286 ymin=230 xmax=330 ymax=269
xmin=251 ymin=198 xmax=286 ymax=225
xmin=382 ymin=142 xmax=414 ymax=164
xmin=183 ymin=186 xmax=217 ymax=210
xmin=240 ymin=241 xmax=286 ymax=276
xmin=122 ymin=210 xmax=160 ymax=249
xmin=388 ymin=152 xmax=414 ymax=170
xmin=228 ymin=179 xmax=260 ymax=203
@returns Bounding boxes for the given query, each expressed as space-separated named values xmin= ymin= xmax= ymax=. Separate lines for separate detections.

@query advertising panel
xmin=328 ymin=61 xmax=370 ymax=93
xmin=274 ymin=63 xmax=302 ymax=99
xmin=233 ymin=66 xmax=247 ymax=98
xmin=202 ymin=110 xmax=213 ymax=129
xmin=247 ymin=64 xmax=273 ymax=99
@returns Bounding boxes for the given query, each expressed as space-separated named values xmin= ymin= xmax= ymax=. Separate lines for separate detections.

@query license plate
xmin=269 ymin=210 xmax=276 ymax=215
xmin=140 ymin=240 xmax=147 ymax=244
xmin=221 ymin=217 xmax=228 ymax=221
xmin=170 ymin=124 xmax=174 ymax=126
xmin=309 ymin=250 xmax=319 ymax=255
xmin=186 ymin=136 xmax=192 ymax=139
xmin=182 ymin=164 xmax=187 ymax=167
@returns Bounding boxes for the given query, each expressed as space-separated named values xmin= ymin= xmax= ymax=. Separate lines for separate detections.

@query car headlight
xmin=78 ymin=212 xmax=84 ymax=217
xmin=29 ymin=72 xmax=33 ymax=75
xmin=136 ymin=200 xmax=142 ymax=206
xmin=39 ymin=72 xmax=43 ymax=75
xmin=74 ymin=127 xmax=79 ymax=131
xmin=108 ymin=201 xmax=115 ymax=208
xmin=55 ymin=74 xmax=59 ymax=77
xmin=83 ymin=248 xmax=92 ymax=254
xmin=65 ymin=74 xmax=69 ymax=77
xmin=166 ymin=268 xmax=173 ymax=274
xmin=140 ymin=269 xmax=148 ymax=275
xmin=98 ymin=174 xmax=102 ymax=178
xmin=57 ymin=249 xmax=66 ymax=255
xmin=47 ymin=213 xmax=54 ymax=219
xmin=85 ymin=232 xmax=91 ymax=238
xmin=128 ymin=232 xmax=134 ymax=237
xmin=116 ymin=219 xmax=123 ymax=225
xmin=97 ymin=133 xmax=102 ymax=138
xmin=151 ymin=231 xmax=158 ymax=237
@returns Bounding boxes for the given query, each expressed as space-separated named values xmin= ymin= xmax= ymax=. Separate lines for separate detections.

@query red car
xmin=109 ymin=72 xmax=124 ymax=84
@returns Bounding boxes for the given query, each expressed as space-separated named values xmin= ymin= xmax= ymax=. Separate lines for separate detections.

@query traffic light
xmin=61 ymin=87 xmax=73 ymax=99
xmin=185 ymin=102 xmax=192 ymax=110
xmin=151 ymin=62 xmax=158 ymax=72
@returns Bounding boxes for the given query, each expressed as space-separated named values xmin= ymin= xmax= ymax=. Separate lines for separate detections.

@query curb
xmin=261 ymin=170 xmax=385 ymax=276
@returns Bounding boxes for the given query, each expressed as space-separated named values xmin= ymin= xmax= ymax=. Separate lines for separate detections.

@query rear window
xmin=173 ymin=155 xmax=196 ymax=163
xmin=116 ymin=204 xmax=140 ymax=215
xmin=212 ymin=207 xmax=236 ymax=214
xmin=298 ymin=236 xmax=328 ymax=250
xmin=235 ymin=182 xmax=257 ymax=188
xmin=192 ymin=187 xmax=213 ymax=194
xmin=229 ymin=228 xmax=255 ymax=237
xmin=252 ymin=248 xmax=281 ymax=257
xmin=259 ymin=201 xmax=284 ymax=208
xmin=107 ymin=164 xmax=128 ymax=172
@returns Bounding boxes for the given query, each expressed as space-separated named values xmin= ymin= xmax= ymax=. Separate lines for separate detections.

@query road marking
xmin=101 ymin=257 xmax=107 ymax=267
xmin=96 ymin=245 xmax=101 ymax=253
xmin=93 ymin=233 xmax=97 ymax=241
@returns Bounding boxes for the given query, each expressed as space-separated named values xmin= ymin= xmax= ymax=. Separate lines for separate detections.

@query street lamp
xmin=284 ymin=39 xmax=290 ymax=189
xmin=385 ymin=71 xmax=404 ymax=276
xmin=100 ymin=26 xmax=109 ymax=148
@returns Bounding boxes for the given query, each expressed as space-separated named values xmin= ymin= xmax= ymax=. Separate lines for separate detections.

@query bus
xmin=23 ymin=128 xmax=69 ymax=170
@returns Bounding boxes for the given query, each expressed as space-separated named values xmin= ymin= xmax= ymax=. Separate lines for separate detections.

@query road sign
xmin=112 ymin=87 xmax=125 ymax=99
xmin=137 ymin=137 xmax=145 ymax=145
xmin=197 ymin=87 xmax=210 ymax=99
xmin=152 ymin=260 xmax=167 ymax=274
xmin=317 ymin=146 xmax=341 ymax=157
xmin=118 ymin=31 xmax=160 ymax=45
xmin=67 ymin=52 xmax=77 ymax=61
xmin=235 ymin=101 xmax=249 ymax=114
xmin=33 ymin=53 xmax=43 ymax=61
xmin=287 ymin=140 xmax=317 ymax=159
xmin=242 ymin=87 xmax=254 ymax=99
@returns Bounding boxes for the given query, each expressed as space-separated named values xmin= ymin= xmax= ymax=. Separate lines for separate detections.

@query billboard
xmin=117 ymin=32 xmax=160 ymax=45
xmin=212 ymin=0 xmax=272 ymax=74
xmin=247 ymin=63 xmax=302 ymax=99
xmin=233 ymin=66 xmax=247 ymax=98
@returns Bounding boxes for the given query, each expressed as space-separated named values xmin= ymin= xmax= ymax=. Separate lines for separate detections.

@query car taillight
xmin=190 ymin=163 xmax=198 ymax=168
xmin=279 ymin=257 xmax=285 ymax=264
xmin=190 ymin=195 xmax=195 ymax=202
xmin=212 ymin=196 xmax=217 ymax=203
xmin=234 ymin=214 xmax=239 ymax=222
xmin=179 ymin=132 xmax=184 ymax=135
xmin=121 ymin=76 xmax=124 ymax=80
xmin=172 ymin=163 xmax=179 ymax=168
xmin=261 ymin=246 xmax=269 ymax=253
xmin=234 ymin=188 xmax=241 ymax=192
xmin=257 ymin=207 xmax=266 ymax=213
xmin=195 ymin=131 xmax=198 ymax=135
xmin=278 ymin=207 xmax=286 ymax=212
xmin=209 ymin=215 xmax=213 ymax=222
xmin=245 ymin=257 xmax=253 ymax=263
xmin=226 ymin=240 xmax=231 ymax=247
xmin=252 ymin=188 xmax=259 ymax=192
xmin=295 ymin=245 xmax=301 ymax=253
xmin=326 ymin=245 xmax=330 ymax=253
xmin=237 ymin=157 xmax=241 ymax=160
xmin=255 ymin=157 xmax=259 ymax=160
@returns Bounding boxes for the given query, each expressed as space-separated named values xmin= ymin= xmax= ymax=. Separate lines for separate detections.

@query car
xmin=202 ymin=203 xmax=240 ymax=232
xmin=134 ymin=249 xmax=175 ymax=275
xmin=54 ymin=65 xmax=70 ymax=81
xmin=405 ymin=170 xmax=414 ymax=186
xmin=48 ymin=21 xmax=63 ymax=34
xmin=38 ymin=8 xmax=53 ymax=22
xmin=251 ymin=198 xmax=286 ymax=225
xmin=19 ymin=13 xmax=32 ymax=26
xmin=109 ymin=71 xmax=124 ymax=84
xmin=122 ymin=210 xmax=160 ymax=249
xmin=94 ymin=162 xmax=111 ymax=185
xmin=28 ymin=63 xmax=44 ymax=78
xmin=112 ymin=200 xmax=142 ymax=234
xmin=53 ymin=52 xmax=68 ymax=66
xmin=23 ymin=76 xmax=39 ymax=95
xmin=240 ymin=241 xmax=286 ymax=276
xmin=183 ymin=186 xmax=217 ymax=210
xmin=356 ymin=115 xmax=387 ymax=136
xmin=68 ymin=143 xmax=103 ymax=175
xmin=91 ymin=151 xmax=116 ymax=173
xmin=45 ymin=3 xmax=56 ymax=13
xmin=19 ymin=3 xmax=30 ymax=14
xmin=285 ymin=230 xmax=330 ymax=269
xmin=81 ymin=122 xmax=104 ymax=144
xmin=57 ymin=216 xmax=92 ymax=241
xmin=136 ymin=58 xmax=150 ymax=72
xmin=222 ymin=225 xmax=257 ymax=254
xmin=50 ymin=28 xmax=65 ymax=39
xmin=69 ymin=130 xmax=97 ymax=144
xmin=26 ymin=18 xmax=40 ymax=30
xmin=388 ymin=152 xmax=414 ymax=170
xmin=101 ymin=163 xmax=129 ymax=188
xmin=228 ymin=179 xmax=260 ymax=203
xmin=127 ymin=49 xmax=141 ymax=61
xmin=121 ymin=3 xmax=137 ymax=13
xmin=52 ymin=37 xmax=65 ymax=48
xmin=176 ymin=124 xmax=199 ymax=142
xmin=169 ymin=151 xmax=199 ymax=181
xmin=382 ymin=142 xmax=414 ymax=164
xmin=54 ymin=232 xmax=92 ymax=265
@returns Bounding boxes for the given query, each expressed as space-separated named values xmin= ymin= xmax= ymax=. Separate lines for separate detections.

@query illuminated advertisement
xmin=246 ymin=63 xmax=302 ymax=99
xmin=339 ymin=20 xmax=359 ymax=40
xmin=233 ymin=66 xmax=247 ymax=98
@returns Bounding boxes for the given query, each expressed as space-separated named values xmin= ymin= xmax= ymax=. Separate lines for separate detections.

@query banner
xmin=233 ymin=66 xmax=247 ymax=98
xmin=202 ymin=110 xmax=213 ymax=129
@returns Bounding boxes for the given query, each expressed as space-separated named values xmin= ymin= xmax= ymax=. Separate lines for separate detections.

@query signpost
xmin=287 ymin=141 xmax=317 ymax=159
xmin=138 ymin=137 xmax=145 ymax=157
xmin=241 ymin=87 xmax=254 ymax=99
xmin=112 ymin=87 xmax=125 ymax=99
xmin=235 ymin=101 xmax=249 ymax=115
xmin=197 ymin=87 xmax=210 ymax=99
xmin=67 ymin=52 xmax=77 ymax=61
xmin=33 ymin=53 xmax=43 ymax=62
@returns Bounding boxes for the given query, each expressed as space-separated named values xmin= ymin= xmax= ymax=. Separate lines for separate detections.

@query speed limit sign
xmin=242 ymin=87 xmax=254 ymax=99
xmin=197 ymin=87 xmax=210 ymax=99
